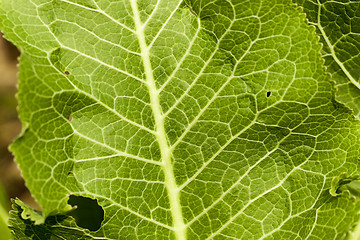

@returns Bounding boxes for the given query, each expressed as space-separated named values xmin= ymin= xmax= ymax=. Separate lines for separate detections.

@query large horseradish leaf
xmin=1 ymin=0 xmax=360 ymax=239
xmin=293 ymin=0 xmax=360 ymax=120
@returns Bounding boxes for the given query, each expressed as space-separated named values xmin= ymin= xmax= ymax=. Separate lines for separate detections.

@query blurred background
xmin=0 ymin=33 xmax=39 ymax=236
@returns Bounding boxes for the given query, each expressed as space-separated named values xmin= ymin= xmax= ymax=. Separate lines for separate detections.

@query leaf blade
xmin=1 ymin=0 xmax=360 ymax=239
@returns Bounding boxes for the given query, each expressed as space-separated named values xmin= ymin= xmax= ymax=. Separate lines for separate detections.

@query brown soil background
xmin=0 ymin=34 xmax=39 ymax=212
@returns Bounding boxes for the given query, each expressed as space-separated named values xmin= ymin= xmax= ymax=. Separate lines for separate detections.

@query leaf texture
xmin=293 ymin=0 xmax=360 ymax=120
xmin=1 ymin=0 xmax=360 ymax=239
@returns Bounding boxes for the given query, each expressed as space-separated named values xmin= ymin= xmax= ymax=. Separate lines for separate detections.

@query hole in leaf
xmin=67 ymin=195 xmax=104 ymax=231
xmin=266 ymin=91 xmax=271 ymax=97
xmin=64 ymin=70 xmax=70 ymax=75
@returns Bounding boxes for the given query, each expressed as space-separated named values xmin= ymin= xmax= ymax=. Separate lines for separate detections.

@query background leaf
xmin=9 ymin=199 xmax=95 ymax=240
xmin=0 ymin=182 xmax=11 ymax=240
xmin=292 ymin=0 xmax=360 ymax=119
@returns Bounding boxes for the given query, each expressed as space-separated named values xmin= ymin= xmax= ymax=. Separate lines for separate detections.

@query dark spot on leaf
xmin=64 ymin=71 xmax=70 ymax=75
xmin=266 ymin=91 xmax=271 ymax=97
xmin=67 ymin=171 xmax=72 ymax=175
xmin=68 ymin=114 xmax=73 ymax=122
xmin=189 ymin=8 xmax=196 ymax=16
xmin=68 ymin=195 xmax=104 ymax=231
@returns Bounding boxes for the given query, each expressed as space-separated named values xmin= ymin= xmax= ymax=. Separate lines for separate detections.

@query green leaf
xmin=292 ymin=0 xmax=360 ymax=119
xmin=0 ymin=182 xmax=11 ymax=240
xmin=1 ymin=0 xmax=360 ymax=239
xmin=9 ymin=199 xmax=95 ymax=240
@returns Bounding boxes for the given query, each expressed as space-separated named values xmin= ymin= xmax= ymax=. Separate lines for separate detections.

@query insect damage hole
xmin=68 ymin=195 xmax=104 ymax=231
xmin=266 ymin=91 xmax=271 ymax=97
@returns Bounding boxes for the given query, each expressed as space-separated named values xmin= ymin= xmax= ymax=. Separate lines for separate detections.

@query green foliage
xmin=1 ymin=0 xmax=360 ymax=239
xmin=293 ymin=0 xmax=360 ymax=120
xmin=9 ymin=200 xmax=94 ymax=240
xmin=0 ymin=182 xmax=10 ymax=240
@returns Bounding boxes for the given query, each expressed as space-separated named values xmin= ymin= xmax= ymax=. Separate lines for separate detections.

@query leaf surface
xmin=293 ymin=0 xmax=360 ymax=119
xmin=1 ymin=0 xmax=360 ymax=239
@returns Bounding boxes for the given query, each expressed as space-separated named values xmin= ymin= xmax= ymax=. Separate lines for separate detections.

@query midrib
xmin=129 ymin=1 xmax=186 ymax=239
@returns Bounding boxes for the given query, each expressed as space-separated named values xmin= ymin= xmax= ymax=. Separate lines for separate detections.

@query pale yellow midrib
xmin=128 ymin=1 xmax=186 ymax=239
